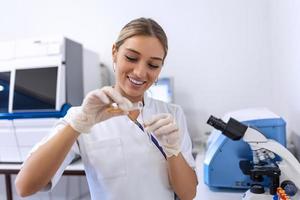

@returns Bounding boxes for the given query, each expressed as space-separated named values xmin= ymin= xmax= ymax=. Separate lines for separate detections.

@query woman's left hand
xmin=144 ymin=113 xmax=181 ymax=157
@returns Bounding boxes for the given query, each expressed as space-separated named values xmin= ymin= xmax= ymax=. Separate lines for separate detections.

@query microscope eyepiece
xmin=207 ymin=115 xmax=227 ymax=132
xmin=207 ymin=115 xmax=248 ymax=140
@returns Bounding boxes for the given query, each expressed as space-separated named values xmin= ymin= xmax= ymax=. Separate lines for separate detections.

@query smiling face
xmin=112 ymin=35 xmax=165 ymax=102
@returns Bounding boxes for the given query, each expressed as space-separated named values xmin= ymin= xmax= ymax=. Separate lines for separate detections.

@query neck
xmin=128 ymin=110 xmax=140 ymax=121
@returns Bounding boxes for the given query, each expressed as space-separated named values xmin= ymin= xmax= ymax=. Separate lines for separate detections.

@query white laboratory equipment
xmin=0 ymin=36 xmax=109 ymax=163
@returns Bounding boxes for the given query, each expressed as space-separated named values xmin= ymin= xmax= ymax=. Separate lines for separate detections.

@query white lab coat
xmin=31 ymin=95 xmax=195 ymax=200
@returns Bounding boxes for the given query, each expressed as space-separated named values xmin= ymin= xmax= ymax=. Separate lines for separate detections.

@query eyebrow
xmin=126 ymin=48 xmax=163 ymax=61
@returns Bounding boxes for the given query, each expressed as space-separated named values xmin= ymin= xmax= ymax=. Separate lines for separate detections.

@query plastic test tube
xmin=107 ymin=101 xmax=143 ymax=113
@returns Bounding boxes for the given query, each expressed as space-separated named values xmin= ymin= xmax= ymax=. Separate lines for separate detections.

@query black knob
xmin=281 ymin=180 xmax=298 ymax=196
xmin=250 ymin=184 xmax=265 ymax=194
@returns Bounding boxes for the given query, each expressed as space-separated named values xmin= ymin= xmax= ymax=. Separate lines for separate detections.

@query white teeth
xmin=128 ymin=77 xmax=144 ymax=85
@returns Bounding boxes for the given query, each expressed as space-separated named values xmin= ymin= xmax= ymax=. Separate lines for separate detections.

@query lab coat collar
xmin=143 ymin=92 xmax=153 ymax=109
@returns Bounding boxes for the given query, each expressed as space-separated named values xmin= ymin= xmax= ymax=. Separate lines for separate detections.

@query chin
xmin=127 ymin=90 xmax=144 ymax=98
xmin=124 ymin=87 xmax=144 ymax=100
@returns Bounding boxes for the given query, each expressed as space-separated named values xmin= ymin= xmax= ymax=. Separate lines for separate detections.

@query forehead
xmin=120 ymin=35 xmax=165 ymax=59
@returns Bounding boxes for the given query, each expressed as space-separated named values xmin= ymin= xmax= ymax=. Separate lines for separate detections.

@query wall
xmin=269 ymin=0 xmax=300 ymax=136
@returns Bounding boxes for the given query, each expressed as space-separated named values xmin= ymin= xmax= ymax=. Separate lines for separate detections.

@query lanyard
xmin=134 ymin=120 xmax=178 ymax=200
xmin=134 ymin=120 xmax=167 ymax=160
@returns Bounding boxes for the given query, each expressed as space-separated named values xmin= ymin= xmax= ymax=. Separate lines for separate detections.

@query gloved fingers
xmin=145 ymin=116 xmax=173 ymax=133
xmin=102 ymin=87 xmax=133 ymax=110
xmin=101 ymin=86 xmax=124 ymax=103
xmin=144 ymin=113 xmax=174 ymax=132
xmin=151 ymin=122 xmax=178 ymax=137
xmin=160 ymin=131 xmax=180 ymax=147
xmin=118 ymin=97 xmax=134 ymax=111
xmin=144 ymin=113 xmax=170 ymax=126
xmin=92 ymin=89 xmax=111 ymax=104
xmin=82 ymin=89 xmax=111 ymax=113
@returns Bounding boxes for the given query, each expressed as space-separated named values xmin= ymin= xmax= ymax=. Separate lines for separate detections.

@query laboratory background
xmin=1 ymin=0 xmax=300 ymax=199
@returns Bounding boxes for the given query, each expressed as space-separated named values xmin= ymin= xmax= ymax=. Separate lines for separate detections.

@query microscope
xmin=207 ymin=115 xmax=300 ymax=200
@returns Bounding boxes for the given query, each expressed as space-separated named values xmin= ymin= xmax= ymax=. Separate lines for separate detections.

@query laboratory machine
xmin=147 ymin=77 xmax=173 ymax=103
xmin=0 ymin=36 xmax=109 ymax=163
xmin=205 ymin=109 xmax=300 ymax=199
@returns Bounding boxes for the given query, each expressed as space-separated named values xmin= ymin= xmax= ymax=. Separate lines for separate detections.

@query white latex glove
xmin=65 ymin=86 xmax=133 ymax=133
xmin=144 ymin=113 xmax=181 ymax=157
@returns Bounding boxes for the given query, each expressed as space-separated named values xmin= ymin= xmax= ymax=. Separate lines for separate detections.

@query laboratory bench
xmin=0 ymin=159 xmax=85 ymax=200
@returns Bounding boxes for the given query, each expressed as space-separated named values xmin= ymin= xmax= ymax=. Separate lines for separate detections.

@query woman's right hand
xmin=65 ymin=86 xmax=133 ymax=133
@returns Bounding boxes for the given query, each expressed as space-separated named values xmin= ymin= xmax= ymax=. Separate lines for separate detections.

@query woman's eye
xmin=148 ymin=63 xmax=160 ymax=68
xmin=125 ymin=55 xmax=137 ymax=62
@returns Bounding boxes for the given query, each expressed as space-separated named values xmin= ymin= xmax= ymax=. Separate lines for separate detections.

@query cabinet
xmin=0 ymin=118 xmax=58 ymax=163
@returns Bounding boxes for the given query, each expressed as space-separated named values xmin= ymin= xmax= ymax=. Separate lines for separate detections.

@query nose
xmin=133 ymin=62 xmax=147 ymax=78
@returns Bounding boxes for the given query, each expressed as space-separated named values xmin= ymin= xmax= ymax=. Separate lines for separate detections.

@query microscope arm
xmin=243 ymin=127 xmax=300 ymax=189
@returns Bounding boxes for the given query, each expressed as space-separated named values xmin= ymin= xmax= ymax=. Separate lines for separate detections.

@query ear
xmin=112 ymin=44 xmax=117 ymax=63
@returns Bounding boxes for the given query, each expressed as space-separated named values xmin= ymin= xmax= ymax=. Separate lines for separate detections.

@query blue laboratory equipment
xmin=204 ymin=108 xmax=286 ymax=189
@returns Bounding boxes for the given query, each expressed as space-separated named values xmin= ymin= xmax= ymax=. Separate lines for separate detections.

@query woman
xmin=15 ymin=17 xmax=198 ymax=200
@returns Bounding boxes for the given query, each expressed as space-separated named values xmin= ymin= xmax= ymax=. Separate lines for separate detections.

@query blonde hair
xmin=115 ymin=18 xmax=168 ymax=62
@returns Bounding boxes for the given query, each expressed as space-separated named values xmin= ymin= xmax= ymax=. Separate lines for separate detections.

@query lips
xmin=128 ymin=76 xmax=145 ymax=85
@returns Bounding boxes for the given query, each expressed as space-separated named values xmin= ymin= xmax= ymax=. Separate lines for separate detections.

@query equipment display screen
xmin=147 ymin=77 xmax=173 ymax=103
xmin=0 ymin=72 xmax=11 ymax=113
xmin=13 ymin=67 xmax=58 ymax=112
